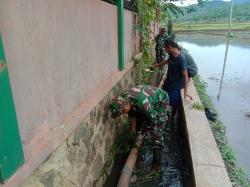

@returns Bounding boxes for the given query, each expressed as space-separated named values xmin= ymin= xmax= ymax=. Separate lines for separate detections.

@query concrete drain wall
xmin=180 ymin=80 xmax=232 ymax=187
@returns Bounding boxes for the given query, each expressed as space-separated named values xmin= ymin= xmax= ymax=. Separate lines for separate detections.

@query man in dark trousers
xmin=109 ymin=85 xmax=169 ymax=169
xmin=150 ymin=40 xmax=193 ymax=123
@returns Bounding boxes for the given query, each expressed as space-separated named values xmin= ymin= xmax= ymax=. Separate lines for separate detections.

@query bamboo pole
xmin=228 ymin=0 xmax=234 ymax=34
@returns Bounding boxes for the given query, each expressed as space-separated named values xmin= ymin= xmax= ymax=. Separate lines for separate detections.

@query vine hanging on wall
xmin=135 ymin=0 xmax=183 ymax=83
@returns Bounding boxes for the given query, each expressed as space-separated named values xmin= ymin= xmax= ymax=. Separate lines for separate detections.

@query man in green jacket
xmin=109 ymin=85 xmax=169 ymax=169
xmin=155 ymin=28 xmax=170 ymax=64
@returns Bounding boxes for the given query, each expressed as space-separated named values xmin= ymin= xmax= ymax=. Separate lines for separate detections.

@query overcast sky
xmin=172 ymin=0 xmax=198 ymax=6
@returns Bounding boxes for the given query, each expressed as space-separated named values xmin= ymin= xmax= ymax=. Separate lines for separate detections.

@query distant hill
xmin=207 ymin=0 xmax=250 ymax=4
xmin=229 ymin=0 xmax=250 ymax=4
xmin=174 ymin=0 xmax=250 ymax=23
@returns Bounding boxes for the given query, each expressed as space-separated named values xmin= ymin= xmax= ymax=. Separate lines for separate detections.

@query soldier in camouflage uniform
xmin=155 ymin=28 xmax=169 ymax=64
xmin=109 ymin=85 xmax=169 ymax=169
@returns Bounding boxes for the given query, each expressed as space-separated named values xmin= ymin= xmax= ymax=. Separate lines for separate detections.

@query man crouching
xmin=109 ymin=85 xmax=169 ymax=170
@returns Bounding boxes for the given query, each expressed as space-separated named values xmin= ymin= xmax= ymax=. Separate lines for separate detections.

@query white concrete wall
xmin=0 ymin=0 xmax=138 ymax=186
xmin=182 ymin=81 xmax=232 ymax=187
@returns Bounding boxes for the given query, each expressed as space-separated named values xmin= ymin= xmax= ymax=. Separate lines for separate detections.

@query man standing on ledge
xmin=151 ymin=40 xmax=193 ymax=124
xmin=109 ymin=85 xmax=169 ymax=169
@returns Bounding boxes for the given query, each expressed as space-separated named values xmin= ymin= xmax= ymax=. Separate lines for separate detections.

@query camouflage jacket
xmin=122 ymin=85 xmax=169 ymax=126
xmin=155 ymin=33 xmax=170 ymax=63
xmin=155 ymin=33 xmax=170 ymax=52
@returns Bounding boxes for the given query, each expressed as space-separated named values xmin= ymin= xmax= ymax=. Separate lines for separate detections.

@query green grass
xmin=193 ymin=75 xmax=250 ymax=187
xmin=134 ymin=52 xmax=155 ymax=85
xmin=173 ymin=22 xmax=250 ymax=31
xmin=192 ymin=102 xmax=204 ymax=111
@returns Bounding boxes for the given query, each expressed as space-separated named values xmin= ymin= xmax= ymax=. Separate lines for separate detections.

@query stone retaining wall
xmin=22 ymin=65 xmax=138 ymax=187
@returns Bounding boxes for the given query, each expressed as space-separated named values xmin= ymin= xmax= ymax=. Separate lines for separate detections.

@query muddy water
xmin=104 ymin=118 xmax=188 ymax=187
xmin=130 ymin=119 xmax=187 ymax=187
xmin=177 ymin=35 xmax=250 ymax=176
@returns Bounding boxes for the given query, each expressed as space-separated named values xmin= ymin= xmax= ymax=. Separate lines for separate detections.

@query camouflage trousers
xmin=156 ymin=50 xmax=167 ymax=64
xmin=141 ymin=109 xmax=168 ymax=149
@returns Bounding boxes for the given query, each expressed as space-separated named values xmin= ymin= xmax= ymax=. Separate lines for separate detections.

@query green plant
xmin=134 ymin=54 xmax=155 ymax=84
xmin=97 ymin=118 xmax=136 ymax=185
xmin=112 ymin=118 xmax=136 ymax=154
xmin=192 ymin=102 xmax=204 ymax=110
xmin=161 ymin=2 xmax=183 ymax=22
xmin=135 ymin=0 xmax=183 ymax=83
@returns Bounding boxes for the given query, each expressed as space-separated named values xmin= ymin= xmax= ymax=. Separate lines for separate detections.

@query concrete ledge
xmin=182 ymin=80 xmax=232 ymax=187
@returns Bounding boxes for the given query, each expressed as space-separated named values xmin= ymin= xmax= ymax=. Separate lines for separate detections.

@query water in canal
xmin=104 ymin=118 xmax=189 ymax=187
xmin=177 ymin=34 xmax=250 ymax=176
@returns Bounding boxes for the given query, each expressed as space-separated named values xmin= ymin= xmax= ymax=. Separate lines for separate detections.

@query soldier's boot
xmin=152 ymin=148 xmax=162 ymax=171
